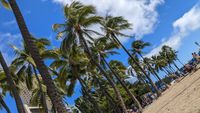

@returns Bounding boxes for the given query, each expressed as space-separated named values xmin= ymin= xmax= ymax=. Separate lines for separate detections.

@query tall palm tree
xmin=0 ymin=71 xmax=11 ymax=113
xmin=128 ymin=54 xmax=154 ymax=94
xmin=50 ymin=46 xmax=102 ymax=113
xmin=100 ymin=16 xmax=161 ymax=96
xmin=90 ymin=72 xmax=121 ymax=113
xmin=29 ymin=81 xmax=48 ymax=113
xmin=0 ymin=52 xmax=26 ymax=113
xmin=93 ymin=38 xmax=142 ymax=112
xmin=53 ymin=2 xmax=128 ymax=112
xmin=4 ymin=0 xmax=68 ymax=112
xmin=161 ymin=46 xmax=179 ymax=73
xmin=131 ymin=40 xmax=168 ymax=88
xmin=151 ymin=55 xmax=170 ymax=76
xmin=0 ymin=1 xmax=26 ymax=113
xmin=11 ymin=38 xmax=55 ymax=113
xmin=107 ymin=60 xmax=143 ymax=112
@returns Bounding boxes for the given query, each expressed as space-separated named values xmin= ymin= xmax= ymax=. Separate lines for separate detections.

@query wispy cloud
xmin=52 ymin=0 xmax=164 ymax=42
xmin=0 ymin=32 xmax=22 ymax=64
xmin=145 ymin=3 xmax=200 ymax=57
xmin=24 ymin=10 xmax=31 ymax=15
xmin=2 ymin=19 xmax=16 ymax=26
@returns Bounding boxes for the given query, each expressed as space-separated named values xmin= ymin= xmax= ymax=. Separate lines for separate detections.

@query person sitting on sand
xmin=192 ymin=53 xmax=200 ymax=63
xmin=184 ymin=64 xmax=193 ymax=73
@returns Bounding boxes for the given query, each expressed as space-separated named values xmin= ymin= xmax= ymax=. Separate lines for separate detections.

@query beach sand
xmin=143 ymin=69 xmax=200 ymax=113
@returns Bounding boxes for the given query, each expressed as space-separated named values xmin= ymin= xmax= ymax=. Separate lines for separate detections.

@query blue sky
xmin=1 ymin=0 xmax=200 ymax=112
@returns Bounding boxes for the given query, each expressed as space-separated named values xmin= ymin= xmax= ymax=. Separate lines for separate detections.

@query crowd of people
xmin=183 ymin=50 xmax=200 ymax=74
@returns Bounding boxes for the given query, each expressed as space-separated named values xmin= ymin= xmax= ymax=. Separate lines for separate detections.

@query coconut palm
xmin=90 ymin=71 xmax=122 ymax=113
xmin=0 ymin=70 xmax=11 ymax=113
xmin=53 ymin=2 xmax=128 ymax=112
xmin=108 ymin=60 xmax=143 ymax=112
xmin=164 ymin=46 xmax=182 ymax=71
xmin=2 ymin=0 xmax=68 ymax=112
xmin=100 ymin=16 xmax=161 ymax=96
xmin=10 ymin=38 xmax=56 ymax=113
xmin=29 ymin=81 xmax=48 ymax=113
xmin=0 ymin=52 xmax=26 ymax=113
xmin=151 ymin=55 xmax=170 ymax=75
xmin=93 ymin=38 xmax=142 ymax=112
xmin=50 ymin=46 xmax=103 ymax=113
xmin=128 ymin=54 xmax=154 ymax=94
xmin=132 ymin=40 xmax=168 ymax=88
xmin=161 ymin=46 xmax=180 ymax=74
xmin=127 ymin=55 xmax=146 ymax=83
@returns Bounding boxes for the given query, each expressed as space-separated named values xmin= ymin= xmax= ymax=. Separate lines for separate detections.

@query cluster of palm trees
xmin=0 ymin=1 xmax=183 ymax=113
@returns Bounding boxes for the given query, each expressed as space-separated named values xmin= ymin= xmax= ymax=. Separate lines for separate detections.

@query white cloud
xmin=145 ymin=3 xmax=200 ymax=57
xmin=52 ymin=0 xmax=164 ymax=41
xmin=2 ymin=19 xmax=16 ymax=26
xmin=0 ymin=32 xmax=22 ymax=64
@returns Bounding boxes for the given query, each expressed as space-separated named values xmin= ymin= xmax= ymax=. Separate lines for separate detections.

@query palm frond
xmin=41 ymin=50 xmax=59 ymax=60
xmin=0 ymin=0 xmax=11 ymax=9
xmin=67 ymin=78 xmax=77 ymax=97
xmin=25 ymin=64 xmax=33 ymax=90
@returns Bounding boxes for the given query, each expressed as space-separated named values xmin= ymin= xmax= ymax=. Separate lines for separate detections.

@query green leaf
xmin=0 ymin=0 xmax=11 ymax=10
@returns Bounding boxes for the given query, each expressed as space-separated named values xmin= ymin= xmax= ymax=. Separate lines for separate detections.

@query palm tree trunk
xmin=78 ymin=77 xmax=102 ymax=113
xmin=173 ymin=61 xmax=180 ymax=71
xmin=0 ymin=52 xmax=26 ymax=113
xmin=102 ymin=56 xmax=143 ymax=112
xmin=7 ymin=0 xmax=68 ymax=112
xmin=78 ymin=31 xmax=128 ymax=113
xmin=165 ymin=67 xmax=172 ymax=75
xmin=144 ymin=79 xmax=154 ymax=94
xmin=32 ymin=66 xmax=49 ymax=113
xmin=168 ymin=64 xmax=175 ymax=73
xmin=161 ymin=68 xmax=169 ymax=76
xmin=177 ymin=58 xmax=184 ymax=67
xmin=111 ymin=34 xmax=161 ymax=97
xmin=0 ymin=95 xmax=11 ymax=113
xmin=172 ymin=61 xmax=184 ymax=77
xmin=139 ymin=53 xmax=168 ymax=88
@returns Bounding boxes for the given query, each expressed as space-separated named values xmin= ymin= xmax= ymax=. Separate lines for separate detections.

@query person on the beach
xmin=192 ymin=53 xmax=200 ymax=63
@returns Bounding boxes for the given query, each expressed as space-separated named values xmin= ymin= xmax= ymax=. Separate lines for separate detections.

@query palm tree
xmin=0 ymin=71 xmax=11 ymax=113
xmin=0 ymin=52 xmax=26 ymax=113
xmin=11 ymin=38 xmax=55 ymax=113
xmin=93 ymin=38 xmax=142 ymax=112
xmin=90 ymin=72 xmax=121 ymax=113
xmin=132 ymin=40 xmax=168 ymax=88
xmin=100 ymin=16 xmax=161 ymax=96
xmin=151 ymin=55 xmax=170 ymax=76
xmin=50 ymin=46 xmax=102 ymax=113
xmin=107 ymin=60 xmax=143 ymax=112
xmin=161 ymin=46 xmax=180 ymax=74
xmin=53 ymin=2 xmax=128 ymax=112
xmin=29 ymin=81 xmax=48 ymax=113
xmin=3 ymin=0 xmax=68 ymax=112
xmin=128 ymin=54 xmax=154 ymax=94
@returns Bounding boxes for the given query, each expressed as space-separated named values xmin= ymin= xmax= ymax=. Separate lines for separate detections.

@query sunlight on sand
xmin=144 ymin=67 xmax=200 ymax=113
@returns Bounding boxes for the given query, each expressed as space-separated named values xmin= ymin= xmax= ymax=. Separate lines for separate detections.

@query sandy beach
xmin=144 ymin=69 xmax=200 ymax=113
